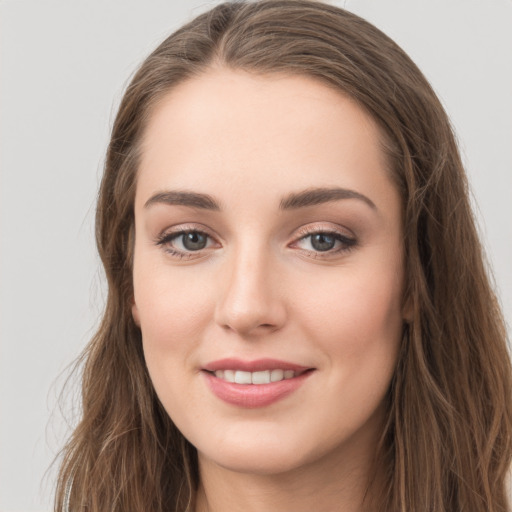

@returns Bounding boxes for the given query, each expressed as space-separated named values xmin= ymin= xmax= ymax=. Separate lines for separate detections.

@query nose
xmin=214 ymin=244 xmax=287 ymax=337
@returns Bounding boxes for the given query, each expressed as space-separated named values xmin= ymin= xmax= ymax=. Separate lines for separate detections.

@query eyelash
xmin=155 ymin=227 xmax=214 ymax=260
xmin=155 ymin=225 xmax=357 ymax=260
xmin=292 ymin=225 xmax=357 ymax=258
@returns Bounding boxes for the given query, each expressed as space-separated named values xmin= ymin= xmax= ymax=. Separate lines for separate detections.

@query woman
xmin=54 ymin=1 xmax=512 ymax=511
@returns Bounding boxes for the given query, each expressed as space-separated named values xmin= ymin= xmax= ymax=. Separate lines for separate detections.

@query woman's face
xmin=132 ymin=69 xmax=405 ymax=476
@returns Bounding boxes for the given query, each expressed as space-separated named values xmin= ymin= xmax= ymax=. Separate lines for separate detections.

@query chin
xmin=204 ymin=447 xmax=309 ymax=476
xmin=195 ymin=430 xmax=332 ymax=477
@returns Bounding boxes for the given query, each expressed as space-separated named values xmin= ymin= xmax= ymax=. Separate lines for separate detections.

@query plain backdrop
xmin=1 ymin=1 xmax=511 ymax=510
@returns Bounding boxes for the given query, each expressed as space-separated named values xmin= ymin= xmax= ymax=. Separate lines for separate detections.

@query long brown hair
xmin=54 ymin=1 xmax=512 ymax=510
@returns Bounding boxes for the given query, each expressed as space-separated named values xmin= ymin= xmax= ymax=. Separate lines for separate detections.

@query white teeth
xmin=252 ymin=370 xmax=270 ymax=384
xmin=270 ymin=369 xmax=284 ymax=382
xmin=213 ymin=368 xmax=297 ymax=384
xmin=235 ymin=370 xmax=252 ymax=384
xmin=223 ymin=369 xmax=235 ymax=383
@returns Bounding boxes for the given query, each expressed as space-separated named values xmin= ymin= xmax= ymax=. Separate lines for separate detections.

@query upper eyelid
xmin=157 ymin=223 xmax=217 ymax=240
xmin=293 ymin=223 xmax=355 ymax=239
xmin=155 ymin=228 xmax=218 ymax=259
xmin=291 ymin=231 xmax=356 ymax=247
xmin=155 ymin=222 xmax=356 ymax=248
xmin=156 ymin=231 xmax=218 ymax=250
xmin=158 ymin=224 xmax=351 ymax=237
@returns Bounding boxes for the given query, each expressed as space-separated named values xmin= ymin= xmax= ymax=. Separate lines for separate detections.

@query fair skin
xmin=132 ymin=68 xmax=405 ymax=512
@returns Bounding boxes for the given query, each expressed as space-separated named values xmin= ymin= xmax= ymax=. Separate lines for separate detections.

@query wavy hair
xmin=54 ymin=1 xmax=512 ymax=511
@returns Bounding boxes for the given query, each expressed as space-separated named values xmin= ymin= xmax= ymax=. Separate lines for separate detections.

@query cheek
xmin=295 ymin=267 xmax=403 ymax=436
xmin=133 ymin=263 xmax=214 ymax=417
xmin=296 ymin=263 xmax=404 ymax=364
xmin=132 ymin=259 xmax=215 ymax=358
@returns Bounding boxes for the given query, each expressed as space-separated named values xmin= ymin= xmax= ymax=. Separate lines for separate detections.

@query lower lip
xmin=202 ymin=370 xmax=313 ymax=408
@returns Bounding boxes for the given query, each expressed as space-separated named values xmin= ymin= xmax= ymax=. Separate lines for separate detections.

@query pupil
xmin=311 ymin=233 xmax=335 ymax=251
xmin=183 ymin=232 xmax=207 ymax=251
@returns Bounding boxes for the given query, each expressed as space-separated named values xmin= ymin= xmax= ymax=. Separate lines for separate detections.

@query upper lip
xmin=203 ymin=358 xmax=312 ymax=373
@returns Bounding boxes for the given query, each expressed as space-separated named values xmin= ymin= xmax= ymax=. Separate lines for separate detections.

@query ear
xmin=131 ymin=300 xmax=141 ymax=327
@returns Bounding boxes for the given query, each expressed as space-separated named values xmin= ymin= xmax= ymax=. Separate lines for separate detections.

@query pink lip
xmin=202 ymin=358 xmax=314 ymax=408
xmin=203 ymin=358 xmax=310 ymax=373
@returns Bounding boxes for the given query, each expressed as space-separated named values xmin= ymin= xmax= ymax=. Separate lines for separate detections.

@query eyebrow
xmin=280 ymin=187 xmax=377 ymax=210
xmin=144 ymin=187 xmax=376 ymax=211
xmin=144 ymin=191 xmax=221 ymax=210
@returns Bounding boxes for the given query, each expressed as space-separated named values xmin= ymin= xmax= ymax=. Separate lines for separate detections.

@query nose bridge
xmin=215 ymin=236 xmax=285 ymax=335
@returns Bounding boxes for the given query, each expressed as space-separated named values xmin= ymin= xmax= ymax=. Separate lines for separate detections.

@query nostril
xmin=220 ymin=322 xmax=278 ymax=334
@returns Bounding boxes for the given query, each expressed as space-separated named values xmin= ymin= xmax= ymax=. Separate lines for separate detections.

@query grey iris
xmin=311 ymin=233 xmax=336 ymax=251
xmin=183 ymin=232 xmax=207 ymax=251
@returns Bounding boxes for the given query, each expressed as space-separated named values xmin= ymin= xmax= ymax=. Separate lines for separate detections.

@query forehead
xmin=136 ymin=68 xmax=397 ymax=212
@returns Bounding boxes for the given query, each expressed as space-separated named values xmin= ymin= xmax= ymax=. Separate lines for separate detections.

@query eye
xmin=291 ymin=227 xmax=357 ymax=257
xmin=176 ymin=231 xmax=209 ymax=251
xmin=308 ymin=233 xmax=338 ymax=252
xmin=156 ymin=228 xmax=217 ymax=258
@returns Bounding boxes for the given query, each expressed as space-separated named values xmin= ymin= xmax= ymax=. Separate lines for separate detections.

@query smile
xmin=211 ymin=369 xmax=300 ymax=384
xmin=202 ymin=359 xmax=315 ymax=408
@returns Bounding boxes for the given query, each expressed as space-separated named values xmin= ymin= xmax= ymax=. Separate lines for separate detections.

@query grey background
xmin=1 ymin=1 xmax=511 ymax=510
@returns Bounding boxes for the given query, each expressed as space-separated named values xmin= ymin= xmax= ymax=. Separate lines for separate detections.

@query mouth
xmin=201 ymin=358 xmax=315 ymax=408
xmin=204 ymin=368 xmax=312 ymax=385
